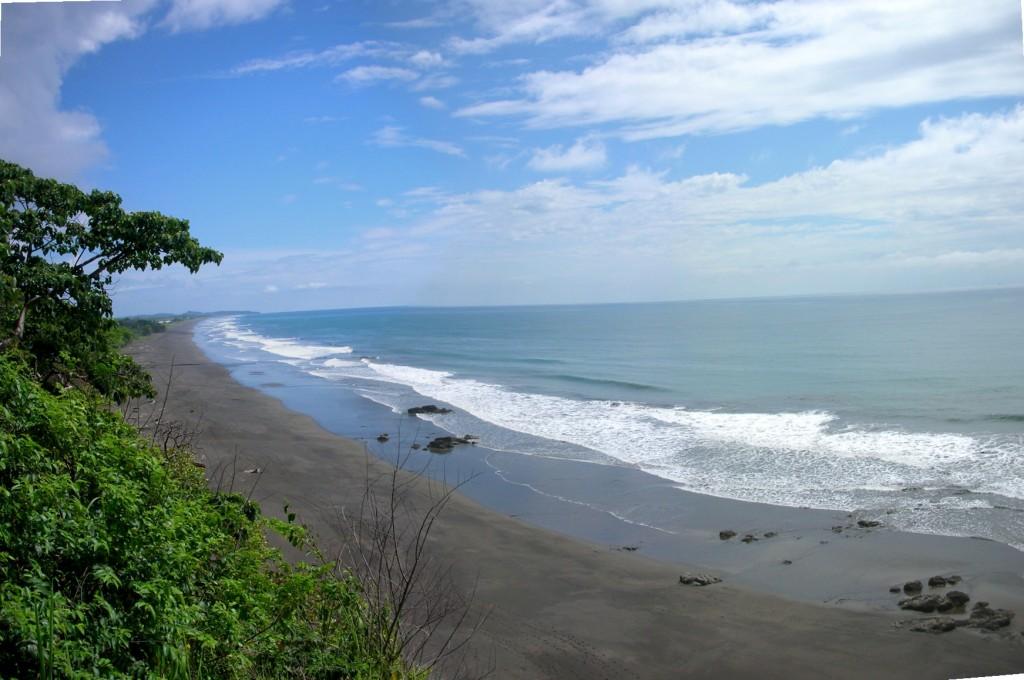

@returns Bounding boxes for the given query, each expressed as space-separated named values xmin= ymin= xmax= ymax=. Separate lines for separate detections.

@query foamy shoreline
xmin=199 ymin=313 xmax=1024 ymax=550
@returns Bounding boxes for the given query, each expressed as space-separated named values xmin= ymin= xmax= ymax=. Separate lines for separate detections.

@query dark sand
xmin=129 ymin=323 xmax=1024 ymax=679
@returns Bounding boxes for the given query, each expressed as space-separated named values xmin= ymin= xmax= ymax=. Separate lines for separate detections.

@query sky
xmin=1 ymin=0 xmax=1023 ymax=315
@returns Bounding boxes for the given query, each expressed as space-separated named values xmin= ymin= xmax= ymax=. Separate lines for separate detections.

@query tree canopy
xmin=0 ymin=159 xmax=222 ymax=398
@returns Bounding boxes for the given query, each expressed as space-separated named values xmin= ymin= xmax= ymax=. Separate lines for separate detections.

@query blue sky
xmin=1 ymin=0 xmax=1023 ymax=314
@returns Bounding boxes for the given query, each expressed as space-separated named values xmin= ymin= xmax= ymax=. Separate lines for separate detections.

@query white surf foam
xmin=353 ymin=360 xmax=1024 ymax=508
xmin=208 ymin=317 xmax=352 ymax=361
xmin=201 ymin=318 xmax=1024 ymax=518
xmin=322 ymin=357 xmax=359 ymax=368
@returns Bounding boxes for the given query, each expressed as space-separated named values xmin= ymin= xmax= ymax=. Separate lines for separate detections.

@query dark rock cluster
xmin=907 ymin=603 xmax=1015 ymax=634
xmin=894 ymin=573 xmax=1015 ymax=635
xmin=966 ymin=602 xmax=1015 ymax=631
xmin=679 ymin=573 xmax=722 ymax=586
xmin=407 ymin=404 xmax=452 ymax=416
xmin=898 ymin=591 xmax=969 ymax=613
xmin=719 ymin=529 xmax=782 ymax=543
xmin=425 ymin=435 xmax=478 ymax=453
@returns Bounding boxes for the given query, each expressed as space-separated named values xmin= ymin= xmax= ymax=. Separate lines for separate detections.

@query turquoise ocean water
xmin=197 ymin=288 xmax=1024 ymax=548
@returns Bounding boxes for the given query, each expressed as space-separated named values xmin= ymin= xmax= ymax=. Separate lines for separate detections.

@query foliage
xmin=0 ymin=356 xmax=425 ymax=679
xmin=0 ymin=159 xmax=222 ymax=399
xmin=115 ymin=318 xmax=167 ymax=344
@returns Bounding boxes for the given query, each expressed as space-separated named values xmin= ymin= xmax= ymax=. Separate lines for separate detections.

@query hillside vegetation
xmin=0 ymin=160 xmax=425 ymax=678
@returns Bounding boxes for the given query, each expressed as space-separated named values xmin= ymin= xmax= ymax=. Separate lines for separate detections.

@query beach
xmin=129 ymin=321 xmax=1024 ymax=679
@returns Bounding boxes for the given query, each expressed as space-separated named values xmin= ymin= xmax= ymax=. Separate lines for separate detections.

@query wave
xmin=199 ymin=318 xmax=1024 ymax=514
xmin=207 ymin=317 xmax=352 ymax=361
xmin=323 ymin=358 xmax=359 ymax=368
xmin=548 ymin=373 xmax=667 ymax=392
xmin=352 ymin=359 xmax=1023 ymax=508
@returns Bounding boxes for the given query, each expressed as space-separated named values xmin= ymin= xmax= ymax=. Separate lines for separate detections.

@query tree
xmin=0 ymin=159 xmax=222 ymax=398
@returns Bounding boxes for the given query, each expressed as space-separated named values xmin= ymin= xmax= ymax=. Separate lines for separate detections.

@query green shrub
xmin=0 ymin=356 xmax=424 ymax=679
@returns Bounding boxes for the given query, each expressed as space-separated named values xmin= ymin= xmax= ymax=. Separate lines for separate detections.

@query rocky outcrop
xmin=945 ymin=591 xmax=970 ymax=607
xmin=899 ymin=591 xmax=970 ymax=613
xmin=966 ymin=602 xmax=1014 ymax=631
xmin=896 ymin=588 xmax=1014 ymax=635
xmin=719 ymin=530 xmax=736 ymax=540
xmin=376 ymin=433 xmax=389 ymax=443
xmin=903 ymin=580 xmax=923 ymax=594
xmin=899 ymin=594 xmax=952 ymax=613
xmin=927 ymin=575 xmax=947 ymax=587
xmin=857 ymin=519 xmax=881 ymax=528
xmin=407 ymin=404 xmax=453 ymax=416
xmin=679 ymin=573 xmax=722 ymax=586
xmin=910 ymin=617 xmax=958 ymax=634
xmin=425 ymin=435 xmax=478 ymax=453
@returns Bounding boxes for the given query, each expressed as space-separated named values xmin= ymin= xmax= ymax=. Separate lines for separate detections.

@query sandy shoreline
xmin=129 ymin=321 xmax=1024 ymax=679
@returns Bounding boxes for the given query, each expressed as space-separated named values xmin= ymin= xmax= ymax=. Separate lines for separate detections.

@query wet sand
xmin=129 ymin=322 xmax=1024 ymax=679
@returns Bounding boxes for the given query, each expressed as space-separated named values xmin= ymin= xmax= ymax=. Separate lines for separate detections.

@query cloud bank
xmin=112 ymin=106 xmax=1024 ymax=312
xmin=457 ymin=1 xmax=1024 ymax=139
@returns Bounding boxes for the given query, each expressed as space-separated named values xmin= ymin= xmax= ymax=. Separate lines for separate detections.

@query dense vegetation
xmin=116 ymin=317 xmax=167 ymax=341
xmin=0 ymin=357 xmax=418 ymax=678
xmin=0 ymin=161 xmax=425 ymax=678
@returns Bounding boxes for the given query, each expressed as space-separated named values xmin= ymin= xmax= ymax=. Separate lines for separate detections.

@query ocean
xmin=195 ymin=288 xmax=1024 ymax=550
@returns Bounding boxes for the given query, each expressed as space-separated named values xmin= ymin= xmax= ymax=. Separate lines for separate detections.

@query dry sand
xmin=129 ymin=323 xmax=1024 ymax=679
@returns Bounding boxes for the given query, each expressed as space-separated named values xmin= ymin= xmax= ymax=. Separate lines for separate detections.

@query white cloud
xmin=162 ymin=0 xmax=286 ymax=32
xmin=411 ymin=72 xmax=459 ymax=91
xmin=391 ymin=107 xmax=1024 ymax=296
xmin=370 ymin=126 xmax=466 ymax=157
xmin=617 ymin=0 xmax=771 ymax=43
xmin=660 ymin=143 xmax=686 ymax=161
xmin=0 ymin=0 xmax=294 ymax=180
xmin=384 ymin=16 xmax=447 ymax=29
xmin=458 ymin=1 xmax=1024 ymax=139
xmin=408 ymin=50 xmax=447 ymax=68
xmin=337 ymin=65 xmax=419 ymax=86
xmin=0 ymin=1 xmax=154 ymax=179
xmin=447 ymin=0 xmax=597 ymax=54
xmin=895 ymin=249 xmax=1024 ymax=268
xmin=444 ymin=0 xmax=760 ymax=55
xmin=229 ymin=41 xmax=453 ymax=88
xmin=313 ymin=176 xmax=364 ymax=191
xmin=419 ymin=95 xmax=446 ymax=110
xmin=231 ymin=41 xmax=394 ymax=75
xmin=263 ymin=284 xmax=279 ymax=293
xmin=528 ymin=137 xmax=606 ymax=171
